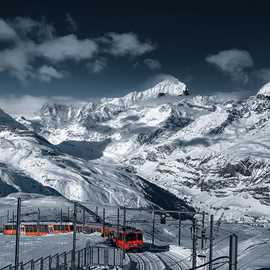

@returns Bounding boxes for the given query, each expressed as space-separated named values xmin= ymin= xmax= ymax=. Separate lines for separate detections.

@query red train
xmin=3 ymin=222 xmax=144 ymax=251
xmin=83 ymin=224 xmax=144 ymax=251
xmin=3 ymin=222 xmax=74 ymax=236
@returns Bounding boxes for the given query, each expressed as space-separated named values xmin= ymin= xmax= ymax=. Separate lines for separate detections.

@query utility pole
xmin=123 ymin=207 xmax=126 ymax=227
xmin=201 ymin=211 xmax=205 ymax=249
xmin=14 ymin=197 xmax=21 ymax=270
xmin=95 ymin=206 xmax=99 ymax=222
xmin=117 ymin=208 xmax=120 ymax=238
xmin=37 ymin=208 xmax=40 ymax=233
xmin=229 ymin=234 xmax=238 ymax=270
xmin=103 ymin=208 xmax=106 ymax=234
xmin=151 ymin=210 xmax=155 ymax=246
xmin=178 ymin=212 xmax=181 ymax=246
xmin=60 ymin=208 xmax=63 ymax=227
xmin=192 ymin=217 xmax=197 ymax=270
xmin=209 ymin=215 xmax=214 ymax=270
xmin=71 ymin=202 xmax=77 ymax=270
xmin=12 ymin=211 xmax=15 ymax=226
xmin=83 ymin=208 xmax=86 ymax=225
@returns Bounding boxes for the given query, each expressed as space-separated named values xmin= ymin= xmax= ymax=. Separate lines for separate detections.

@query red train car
xmin=3 ymin=222 xmax=74 ymax=236
xmin=82 ymin=224 xmax=144 ymax=251
xmin=115 ymin=229 xmax=144 ymax=251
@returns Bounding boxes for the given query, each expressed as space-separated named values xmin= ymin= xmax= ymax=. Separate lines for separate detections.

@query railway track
xmin=128 ymin=251 xmax=187 ymax=270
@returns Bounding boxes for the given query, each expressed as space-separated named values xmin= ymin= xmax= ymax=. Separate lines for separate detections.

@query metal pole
xmin=229 ymin=234 xmax=238 ymax=270
xmin=192 ymin=218 xmax=197 ymax=270
xmin=103 ymin=208 xmax=105 ymax=236
xmin=12 ymin=211 xmax=15 ymax=226
xmin=60 ymin=208 xmax=63 ymax=226
xmin=37 ymin=208 xmax=40 ymax=233
xmin=209 ymin=215 xmax=214 ymax=270
xmin=234 ymin=234 xmax=238 ymax=270
xmin=67 ymin=207 xmax=70 ymax=222
xmin=83 ymin=208 xmax=86 ymax=225
xmin=96 ymin=206 xmax=99 ymax=222
xmin=229 ymin=235 xmax=233 ymax=270
xmin=117 ymin=208 xmax=120 ymax=238
xmin=178 ymin=212 xmax=182 ymax=246
xmin=151 ymin=210 xmax=155 ymax=246
xmin=201 ymin=211 xmax=205 ymax=249
xmin=14 ymin=197 xmax=21 ymax=270
xmin=71 ymin=202 xmax=77 ymax=270
xmin=123 ymin=207 xmax=126 ymax=227
xmin=7 ymin=210 xmax=9 ymax=223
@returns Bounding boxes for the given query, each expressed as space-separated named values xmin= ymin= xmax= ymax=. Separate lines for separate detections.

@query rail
xmin=0 ymin=245 xmax=125 ymax=270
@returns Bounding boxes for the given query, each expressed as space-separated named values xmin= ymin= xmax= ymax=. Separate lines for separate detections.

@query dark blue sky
xmin=1 ymin=0 xmax=270 ymax=98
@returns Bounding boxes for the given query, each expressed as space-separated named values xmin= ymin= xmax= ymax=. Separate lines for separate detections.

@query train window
xmin=137 ymin=233 xmax=143 ymax=240
xmin=125 ymin=233 xmax=137 ymax=241
xmin=5 ymin=225 xmax=16 ymax=230
xmin=39 ymin=225 xmax=48 ymax=232
xmin=119 ymin=233 xmax=123 ymax=240
xmin=26 ymin=225 xmax=37 ymax=232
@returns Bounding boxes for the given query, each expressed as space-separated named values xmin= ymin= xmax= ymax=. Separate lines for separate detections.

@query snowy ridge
xmin=6 ymin=79 xmax=270 ymax=222
xmin=101 ymin=78 xmax=188 ymax=108
xmin=257 ymin=81 xmax=270 ymax=98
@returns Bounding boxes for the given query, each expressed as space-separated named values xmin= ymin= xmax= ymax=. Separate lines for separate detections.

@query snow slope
xmin=6 ymin=78 xmax=270 ymax=222
xmin=0 ymin=107 xmax=192 ymax=215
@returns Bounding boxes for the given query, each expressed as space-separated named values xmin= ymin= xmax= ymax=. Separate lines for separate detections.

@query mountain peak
xmin=257 ymin=81 xmax=270 ymax=98
xmin=140 ymin=78 xmax=189 ymax=98
xmin=102 ymin=77 xmax=189 ymax=108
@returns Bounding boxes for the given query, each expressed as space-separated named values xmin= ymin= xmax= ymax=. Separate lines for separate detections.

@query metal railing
xmin=0 ymin=246 xmax=125 ymax=270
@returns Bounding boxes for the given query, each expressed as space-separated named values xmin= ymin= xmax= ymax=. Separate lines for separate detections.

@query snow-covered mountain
xmin=19 ymin=78 xmax=188 ymax=144
xmin=5 ymin=78 xmax=270 ymax=222
xmin=0 ymin=104 xmax=192 ymax=212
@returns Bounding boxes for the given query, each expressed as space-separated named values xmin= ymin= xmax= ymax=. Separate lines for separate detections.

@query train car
xmin=3 ymin=223 xmax=16 ymax=235
xmin=3 ymin=222 xmax=74 ymax=236
xmin=115 ymin=229 xmax=144 ymax=251
xmin=82 ymin=224 xmax=144 ymax=251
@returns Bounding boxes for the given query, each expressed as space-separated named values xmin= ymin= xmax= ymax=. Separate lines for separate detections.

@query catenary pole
xmin=192 ymin=217 xmax=197 ymax=270
xmin=14 ymin=197 xmax=21 ymax=270
xmin=178 ymin=212 xmax=182 ymax=246
xmin=209 ymin=215 xmax=214 ymax=270
xmin=151 ymin=210 xmax=155 ymax=246
xmin=71 ymin=201 xmax=77 ymax=270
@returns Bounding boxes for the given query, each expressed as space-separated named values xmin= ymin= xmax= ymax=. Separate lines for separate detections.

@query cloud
xmin=66 ymin=13 xmax=78 ymax=32
xmin=0 ymin=17 xmax=156 ymax=83
xmin=36 ymin=34 xmax=98 ymax=62
xmin=144 ymin=58 xmax=162 ymax=70
xmin=0 ymin=95 xmax=85 ymax=117
xmin=206 ymin=49 xmax=254 ymax=83
xmin=0 ymin=95 xmax=49 ymax=117
xmin=37 ymin=65 xmax=64 ymax=82
xmin=0 ymin=18 xmax=18 ymax=40
xmin=253 ymin=68 xmax=270 ymax=82
xmin=100 ymin=32 xmax=155 ymax=56
xmin=9 ymin=17 xmax=55 ymax=41
xmin=87 ymin=58 xmax=107 ymax=74
xmin=0 ymin=43 xmax=34 ymax=81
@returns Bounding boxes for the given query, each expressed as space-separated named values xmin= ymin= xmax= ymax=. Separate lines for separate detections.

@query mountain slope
xmin=13 ymin=78 xmax=270 ymax=222
xmin=0 ymin=108 xmax=192 ymax=212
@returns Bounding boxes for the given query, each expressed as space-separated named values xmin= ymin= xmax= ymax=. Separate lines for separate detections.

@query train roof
xmin=5 ymin=222 xmax=73 ymax=225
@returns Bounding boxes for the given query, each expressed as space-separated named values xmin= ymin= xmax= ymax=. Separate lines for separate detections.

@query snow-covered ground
xmin=0 ymin=233 xmax=91 ymax=268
